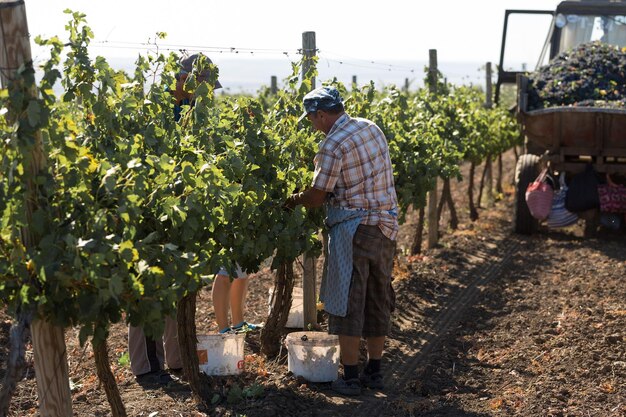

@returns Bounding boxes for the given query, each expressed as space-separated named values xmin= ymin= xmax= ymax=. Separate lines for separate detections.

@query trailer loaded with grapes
xmin=497 ymin=0 xmax=626 ymax=234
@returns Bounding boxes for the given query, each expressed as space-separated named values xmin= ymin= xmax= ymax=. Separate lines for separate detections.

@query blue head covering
xmin=299 ymin=86 xmax=343 ymax=120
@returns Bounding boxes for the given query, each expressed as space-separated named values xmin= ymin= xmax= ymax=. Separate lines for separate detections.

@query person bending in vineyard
xmin=128 ymin=53 xmax=222 ymax=386
xmin=284 ymin=86 xmax=398 ymax=396
xmin=175 ymin=54 xmax=258 ymax=335
xmin=176 ymin=56 xmax=259 ymax=335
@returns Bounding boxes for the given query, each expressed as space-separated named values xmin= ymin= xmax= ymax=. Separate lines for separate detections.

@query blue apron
xmin=320 ymin=205 xmax=396 ymax=317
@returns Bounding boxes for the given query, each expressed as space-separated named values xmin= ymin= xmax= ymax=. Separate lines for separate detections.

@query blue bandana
xmin=301 ymin=86 xmax=343 ymax=118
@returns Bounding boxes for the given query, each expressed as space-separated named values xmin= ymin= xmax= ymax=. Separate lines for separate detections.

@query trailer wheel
xmin=514 ymin=154 xmax=541 ymax=235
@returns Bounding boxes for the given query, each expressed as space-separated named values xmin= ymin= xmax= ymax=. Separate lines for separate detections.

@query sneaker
xmin=219 ymin=326 xmax=234 ymax=334
xmin=331 ymin=377 xmax=361 ymax=396
xmin=360 ymin=371 xmax=384 ymax=389
xmin=231 ymin=321 xmax=262 ymax=333
xmin=136 ymin=370 xmax=177 ymax=386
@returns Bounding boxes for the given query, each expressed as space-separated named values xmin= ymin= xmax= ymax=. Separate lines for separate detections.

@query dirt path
xmin=225 ymin=198 xmax=625 ymax=417
xmin=353 ymin=223 xmax=521 ymax=415
xmin=410 ymin=227 xmax=626 ymax=417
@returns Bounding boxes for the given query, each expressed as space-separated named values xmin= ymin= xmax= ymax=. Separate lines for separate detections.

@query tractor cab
xmin=496 ymin=0 xmax=626 ymax=104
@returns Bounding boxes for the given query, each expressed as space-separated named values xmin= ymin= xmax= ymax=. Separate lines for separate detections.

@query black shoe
xmin=331 ymin=377 xmax=362 ymax=396
xmin=136 ymin=370 xmax=177 ymax=386
xmin=360 ymin=371 xmax=384 ymax=389
xmin=168 ymin=367 xmax=188 ymax=382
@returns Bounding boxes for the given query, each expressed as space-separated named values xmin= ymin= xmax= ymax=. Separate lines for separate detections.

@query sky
xmin=24 ymin=0 xmax=564 ymax=92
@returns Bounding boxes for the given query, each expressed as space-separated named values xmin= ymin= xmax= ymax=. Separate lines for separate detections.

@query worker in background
xmin=128 ymin=53 xmax=221 ymax=385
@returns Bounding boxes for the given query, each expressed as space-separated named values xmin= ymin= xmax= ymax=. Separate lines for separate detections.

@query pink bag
xmin=598 ymin=174 xmax=626 ymax=213
xmin=525 ymin=167 xmax=553 ymax=221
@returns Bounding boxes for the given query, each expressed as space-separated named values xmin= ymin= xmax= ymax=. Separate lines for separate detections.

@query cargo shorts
xmin=328 ymin=224 xmax=396 ymax=338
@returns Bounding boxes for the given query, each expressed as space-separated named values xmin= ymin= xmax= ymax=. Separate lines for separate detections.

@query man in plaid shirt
xmin=285 ymin=86 xmax=398 ymax=396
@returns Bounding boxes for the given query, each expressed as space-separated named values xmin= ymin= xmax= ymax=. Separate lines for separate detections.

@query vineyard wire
xmin=321 ymin=50 xmax=420 ymax=72
xmin=85 ymin=40 xmax=426 ymax=74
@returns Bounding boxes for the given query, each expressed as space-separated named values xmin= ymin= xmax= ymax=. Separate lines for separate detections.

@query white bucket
xmin=285 ymin=331 xmax=339 ymax=382
xmin=196 ymin=333 xmax=245 ymax=376
xmin=268 ymin=286 xmax=304 ymax=328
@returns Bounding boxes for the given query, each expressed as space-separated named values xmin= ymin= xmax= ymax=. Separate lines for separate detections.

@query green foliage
xmin=224 ymin=382 xmax=264 ymax=404
xmin=0 ymin=12 xmax=519 ymax=349
xmin=242 ymin=382 xmax=264 ymax=399
xmin=226 ymin=383 xmax=243 ymax=404
xmin=0 ymin=12 xmax=320 ymax=345
xmin=117 ymin=351 xmax=130 ymax=367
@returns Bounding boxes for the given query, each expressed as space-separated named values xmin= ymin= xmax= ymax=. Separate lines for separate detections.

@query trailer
xmin=514 ymin=75 xmax=626 ymax=234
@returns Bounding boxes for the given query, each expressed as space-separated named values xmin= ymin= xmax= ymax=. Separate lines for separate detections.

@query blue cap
xmin=299 ymin=86 xmax=343 ymax=121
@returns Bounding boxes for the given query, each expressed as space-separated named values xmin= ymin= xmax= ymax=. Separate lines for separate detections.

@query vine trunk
xmin=0 ymin=309 xmax=32 ymax=416
xmin=261 ymin=263 xmax=294 ymax=358
xmin=177 ymin=293 xmax=211 ymax=403
xmin=496 ymin=153 xmax=504 ymax=194
xmin=437 ymin=179 xmax=458 ymax=230
xmin=468 ymin=162 xmax=479 ymax=221
xmin=93 ymin=335 xmax=127 ymax=417
xmin=411 ymin=206 xmax=426 ymax=255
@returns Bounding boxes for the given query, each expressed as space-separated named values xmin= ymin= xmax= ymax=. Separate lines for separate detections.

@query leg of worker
xmin=327 ymin=227 xmax=372 ymax=395
xmin=328 ymin=225 xmax=372 ymax=382
xmin=365 ymin=337 xmax=385 ymax=360
xmin=163 ymin=315 xmax=182 ymax=370
xmin=212 ymin=273 xmax=232 ymax=332
xmin=338 ymin=335 xmax=361 ymax=366
xmin=128 ymin=325 xmax=161 ymax=376
xmin=363 ymin=225 xmax=395 ymax=384
xmin=230 ymin=277 xmax=249 ymax=326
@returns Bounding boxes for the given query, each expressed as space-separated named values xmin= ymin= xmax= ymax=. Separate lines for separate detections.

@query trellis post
xmin=427 ymin=49 xmax=439 ymax=249
xmin=301 ymin=31 xmax=318 ymax=328
xmin=485 ymin=62 xmax=494 ymax=207
xmin=0 ymin=1 xmax=72 ymax=415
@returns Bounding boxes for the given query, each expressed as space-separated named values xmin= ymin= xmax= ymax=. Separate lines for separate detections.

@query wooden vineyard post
xmin=29 ymin=323 xmax=72 ymax=417
xmin=0 ymin=1 xmax=72 ymax=415
xmin=270 ymin=75 xmax=277 ymax=95
xmin=302 ymin=31 xmax=316 ymax=89
xmin=404 ymin=78 xmax=409 ymax=92
xmin=484 ymin=62 xmax=494 ymax=207
xmin=485 ymin=62 xmax=493 ymax=109
xmin=301 ymin=31 xmax=318 ymax=328
xmin=352 ymin=75 xmax=357 ymax=90
xmin=302 ymin=253 xmax=317 ymax=329
xmin=427 ymin=49 xmax=439 ymax=249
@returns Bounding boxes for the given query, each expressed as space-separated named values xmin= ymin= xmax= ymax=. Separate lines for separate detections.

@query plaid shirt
xmin=312 ymin=113 xmax=399 ymax=240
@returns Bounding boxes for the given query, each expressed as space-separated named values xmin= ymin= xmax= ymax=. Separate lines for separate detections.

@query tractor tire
xmin=514 ymin=154 xmax=541 ymax=235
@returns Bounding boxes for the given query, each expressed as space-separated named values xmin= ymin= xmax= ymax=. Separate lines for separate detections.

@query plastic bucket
xmin=196 ymin=333 xmax=245 ymax=376
xmin=285 ymin=331 xmax=339 ymax=382
xmin=268 ymin=286 xmax=303 ymax=328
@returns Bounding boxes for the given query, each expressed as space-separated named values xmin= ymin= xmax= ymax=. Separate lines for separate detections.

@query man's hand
xmin=283 ymin=188 xmax=327 ymax=210
xmin=283 ymin=193 xmax=301 ymax=211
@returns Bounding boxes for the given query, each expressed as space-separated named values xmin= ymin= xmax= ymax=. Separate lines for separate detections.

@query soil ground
xmin=1 ymin=151 xmax=625 ymax=417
